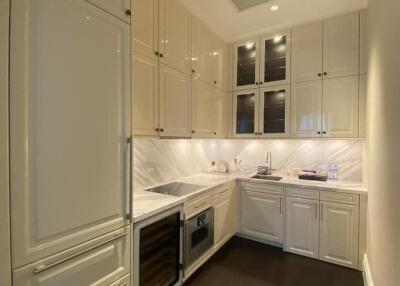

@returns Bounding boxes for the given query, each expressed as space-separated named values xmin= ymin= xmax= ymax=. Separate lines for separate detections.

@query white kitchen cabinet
xmin=213 ymin=188 xmax=234 ymax=251
xmin=192 ymin=78 xmax=217 ymax=138
xmin=87 ymin=0 xmax=131 ymax=23
xmin=323 ymin=13 xmax=360 ymax=79
xmin=215 ymin=89 xmax=228 ymax=138
xmin=291 ymin=81 xmax=323 ymax=137
xmin=159 ymin=0 xmax=191 ymax=74
xmin=233 ymin=89 xmax=259 ymax=138
xmin=133 ymin=53 xmax=159 ymax=137
xmin=319 ymin=202 xmax=359 ymax=269
xmin=159 ymin=63 xmax=192 ymax=137
xmin=292 ymin=22 xmax=323 ymax=83
xmin=132 ymin=0 xmax=158 ymax=59
xmin=359 ymin=75 xmax=367 ymax=138
xmin=13 ymin=227 xmax=131 ymax=286
xmin=10 ymin=0 xmax=131 ymax=267
xmin=260 ymin=30 xmax=291 ymax=87
xmin=360 ymin=10 xmax=368 ymax=75
xmin=285 ymin=197 xmax=319 ymax=259
xmin=322 ymin=76 xmax=359 ymax=138
xmin=214 ymin=37 xmax=226 ymax=90
xmin=241 ymin=190 xmax=284 ymax=243
xmin=233 ymin=38 xmax=260 ymax=90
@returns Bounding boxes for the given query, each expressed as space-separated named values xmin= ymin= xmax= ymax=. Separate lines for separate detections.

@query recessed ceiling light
xmin=270 ymin=5 xmax=279 ymax=11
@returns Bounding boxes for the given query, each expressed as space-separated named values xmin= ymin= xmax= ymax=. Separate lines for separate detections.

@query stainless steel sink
xmin=250 ymin=174 xmax=283 ymax=181
xmin=145 ymin=182 xmax=204 ymax=197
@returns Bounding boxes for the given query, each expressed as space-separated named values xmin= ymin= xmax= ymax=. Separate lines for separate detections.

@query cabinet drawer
xmin=13 ymin=227 xmax=131 ymax=286
xmin=286 ymin=187 xmax=319 ymax=200
xmin=213 ymin=186 xmax=232 ymax=200
xmin=185 ymin=192 xmax=212 ymax=218
xmin=320 ymin=191 xmax=360 ymax=205
xmin=241 ymin=182 xmax=284 ymax=195
xmin=110 ymin=274 xmax=131 ymax=286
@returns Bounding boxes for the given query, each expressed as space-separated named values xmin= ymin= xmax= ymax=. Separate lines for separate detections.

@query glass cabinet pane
xmin=236 ymin=42 xmax=257 ymax=87
xmin=263 ymin=35 xmax=287 ymax=83
xmin=236 ymin=92 xmax=256 ymax=134
xmin=262 ymin=89 xmax=286 ymax=133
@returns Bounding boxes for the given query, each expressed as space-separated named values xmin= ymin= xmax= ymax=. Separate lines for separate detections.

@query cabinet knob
xmin=192 ymin=69 xmax=195 ymax=74
xmin=154 ymin=51 xmax=159 ymax=56
xmin=255 ymin=82 xmax=259 ymax=85
xmin=155 ymin=128 xmax=160 ymax=132
xmin=254 ymin=133 xmax=258 ymax=135
xmin=160 ymin=128 xmax=164 ymax=132
xmin=214 ymin=132 xmax=217 ymax=135
xmin=318 ymin=73 xmax=322 ymax=77
xmin=259 ymin=132 xmax=263 ymax=135
xmin=159 ymin=53 xmax=164 ymax=58
xmin=323 ymin=131 xmax=327 ymax=134
xmin=323 ymin=72 xmax=327 ymax=76
xmin=259 ymin=82 xmax=263 ymax=85
xmin=317 ymin=131 xmax=321 ymax=135
xmin=192 ymin=130 xmax=195 ymax=134
xmin=125 ymin=9 xmax=131 ymax=16
xmin=214 ymin=81 xmax=217 ymax=84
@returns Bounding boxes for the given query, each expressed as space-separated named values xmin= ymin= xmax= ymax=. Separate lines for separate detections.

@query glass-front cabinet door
xmin=233 ymin=39 xmax=260 ymax=90
xmin=259 ymin=85 xmax=290 ymax=137
xmin=233 ymin=90 xmax=259 ymax=138
xmin=260 ymin=31 xmax=291 ymax=87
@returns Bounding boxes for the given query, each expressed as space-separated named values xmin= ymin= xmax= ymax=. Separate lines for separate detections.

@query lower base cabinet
xmin=319 ymin=201 xmax=359 ymax=268
xmin=213 ymin=187 xmax=234 ymax=251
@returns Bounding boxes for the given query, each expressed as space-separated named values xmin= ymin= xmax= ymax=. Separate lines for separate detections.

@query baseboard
xmin=363 ymin=254 xmax=374 ymax=286
xmin=235 ymin=233 xmax=284 ymax=249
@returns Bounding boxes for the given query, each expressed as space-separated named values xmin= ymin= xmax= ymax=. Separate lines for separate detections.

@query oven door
xmin=185 ymin=208 xmax=214 ymax=267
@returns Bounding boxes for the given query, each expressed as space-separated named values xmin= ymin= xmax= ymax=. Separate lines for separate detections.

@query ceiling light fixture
xmin=270 ymin=5 xmax=279 ymax=11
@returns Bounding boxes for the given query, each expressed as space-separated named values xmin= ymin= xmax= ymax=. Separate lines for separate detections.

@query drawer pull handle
xmin=33 ymin=232 xmax=127 ymax=275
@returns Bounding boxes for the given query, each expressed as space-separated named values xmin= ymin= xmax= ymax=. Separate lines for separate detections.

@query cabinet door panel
xmin=87 ymin=0 xmax=130 ymax=23
xmin=233 ymin=39 xmax=260 ymax=90
xmin=359 ymin=10 xmax=368 ymax=75
xmin=10 ymin=0 xmax=131 ymax=267
xmin=323 ymin=13 xmax=360 ymax=79
xmin=292 ymin=23 xmax=323 ymax=83
xmin=214 ymin=190 xmax=234 ymax=251
xmin=241 ymin=190 xmax=283 ymax=243
xmin=159 ymin=0 xmax=191 ymax=74
xmin=285 ymin=197 xmax=319 ymax=258
xmin=322 ymin=76 xmax=359 ymax=138
xmin=291 ymin=81 xmax=322 ymax=137
xmin=259 ymin=85 xmax=290 ymax=138
xmin=159 ymin=64 xmax=192 ymax=137
xmin=260 ymin=30 xmax=291 ymax=87
xmin=215 ymin=89 xmax=228 ymax=138
xmin=233 ymin=89 xmax=259 ymax=138
xmin=132 ymin=53 xmax=159 ymax=136
xmin=359 ymin=75 xmax=367 ymax=138
xmin=320 ymin=202 xmax=359 ymax=269
xmin=192 ymin=78 xmax=216 ymax=137
xmin=132 ymin=0 xmax=158 ymax=59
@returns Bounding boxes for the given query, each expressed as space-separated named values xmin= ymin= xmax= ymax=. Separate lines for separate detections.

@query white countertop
xmin=133 ymin=173 xmax=367 ymax=223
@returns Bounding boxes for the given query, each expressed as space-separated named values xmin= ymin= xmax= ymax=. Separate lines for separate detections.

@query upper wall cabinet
xmin=132 ymin=0 xmax=158 ymax=59
xmin=292 ymin=22 xmax=323 ymax=83
xmin=87 ymin=0 xmax=131 ymax=23
xmin=323 ymin=13 xmax=360 ymax=79
xmin=360 ymin=10 xmax=368 ymax=75
xmin=159 ymin=0 xmax=192 ymax=74
xmin=233 ymin=89 xmax=259 ymax=137
xmin=260 ymin=30 xmax=291 ymax=87
xmin=233 ymin=39 xmax=260 ymax=90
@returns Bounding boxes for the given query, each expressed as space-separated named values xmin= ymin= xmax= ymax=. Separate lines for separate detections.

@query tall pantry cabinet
xmin=9 ymin=0 xmax=132 ymax=285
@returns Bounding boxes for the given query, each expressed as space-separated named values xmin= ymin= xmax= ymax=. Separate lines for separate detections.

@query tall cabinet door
xmin=259 ymin=85 xmax=290 ymax=138
xmin=285 ymin=197 xmax=319 ymax=259
xmin=10 ymin=0 xmax=131 ymax=267
xmin=214 ymin=190 xmax=234 ymax=251
xmin=322 ymin=76 xmax=359 ymax=138
xmin=291 ymin=81 xmax=323 ymax=137
xmin=192 ymin=78 xmax=216 ymax=138
xmin=233 ymin=39 xmax=260 ymax=90
xmin=87 ymin=0 xmax=131 ymax=23
xmin=260 ymin=30 xmax=291 ymax=87
xmin=159 ymin=64 xmax=192 ymax=137
xmin=292 ymin=23 xmax=323 ymax=83
xmin=323 ymin=13 xmax=360 ymax=79
xmin=132 ymin=0 xmax=158 ymax=59
xmin=132 ymin=53 xmax=159 ymax=136
xmin=159 ymin=0 xmax=191 ymax=74
xmin=233 ymin=89 xmax=259 ymax=138
xmin=319 ymin=202 xmax=359 ymax=269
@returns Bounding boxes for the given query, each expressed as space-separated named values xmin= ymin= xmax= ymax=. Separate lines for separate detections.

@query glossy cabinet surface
xmin=10 ymin=0 xmax=131 ymax=267
xmin=323 ymin=13 xmax=360 ymax=79
xmin=285 ymin=197 xmax=319 ymax=258
xmin=132 ymin=0 xmax=158 ymax=59
xmin=159 ymin=64 xmax=192 ymax=137
xmin=319 ymin=202 xmax=359 ymax=269
xmin=87 ymin=0 xmax=131 ymax=23
xmin=292 ymin=23 xmax=323 ymax=83
xmin=233 ymin=89 xmax=259 ymax=137
xmin=159 ymin=0 xmax=191 ymax=74
xmin=132 ymin=52 xmax=159 ymax=136
xmin=233 ymin=39 xmax=260 ymax=90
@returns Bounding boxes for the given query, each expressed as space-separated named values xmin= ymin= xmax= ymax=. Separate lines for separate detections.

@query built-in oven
xmin=185 ymin=207 xmax=214 ymax=268
xmin=133 ymin=205 xmax=183 ymax=286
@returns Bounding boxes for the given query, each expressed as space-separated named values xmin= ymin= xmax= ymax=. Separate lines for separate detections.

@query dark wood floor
xmin=184 ymin=237 xmax=364 ymax=286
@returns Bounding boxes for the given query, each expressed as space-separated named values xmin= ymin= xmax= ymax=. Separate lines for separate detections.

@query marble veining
xmin=134 ymin=138 xmax=364 ymax=190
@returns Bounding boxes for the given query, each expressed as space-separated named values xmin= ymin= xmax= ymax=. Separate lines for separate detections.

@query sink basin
xmin=146 ymin=182 xmax=204 ymax=197
xmin=251 ymin=175 xmax=283 ymax=181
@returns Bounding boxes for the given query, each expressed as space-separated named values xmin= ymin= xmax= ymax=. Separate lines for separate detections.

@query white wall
xmin=366 ymin=0 xmax=400 ymax=285
xmin=0 ymin=0 xmax=11 ymax=285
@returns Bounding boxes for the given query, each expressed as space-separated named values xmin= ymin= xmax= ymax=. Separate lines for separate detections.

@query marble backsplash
xmin=133 ymin=138 xmax=364 ymax=190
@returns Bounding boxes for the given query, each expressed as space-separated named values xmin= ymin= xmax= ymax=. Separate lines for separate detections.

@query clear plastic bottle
xmin=327 ymin=164 xmax=333 ymax=180
xmin=332 ymin=164 xmax=339 ymax=181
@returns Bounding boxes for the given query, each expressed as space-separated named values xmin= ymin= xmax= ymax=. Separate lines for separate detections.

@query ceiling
xmin=178 ymin=0 xmax=368 ymax=43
